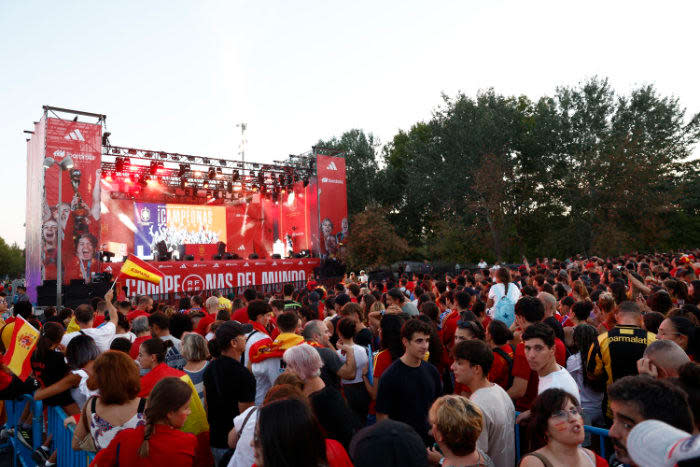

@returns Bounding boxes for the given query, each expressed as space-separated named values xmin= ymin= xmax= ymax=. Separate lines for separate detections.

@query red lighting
xmin=146 ymin=179 xmax=159 ymax=188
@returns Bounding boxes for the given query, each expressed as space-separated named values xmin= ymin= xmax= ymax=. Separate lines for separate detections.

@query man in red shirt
xmin=194 ymin=296 xmax=220 ymax=336
xmin=442 ymin=291 xmax=474 ymax=350
xmin=507 ymin=296 xmax=566 ymax=412
xmin=231 ymin=288 xmax=257 ymax=323
xmin=127 ymin=295 xmax=153 ymax=322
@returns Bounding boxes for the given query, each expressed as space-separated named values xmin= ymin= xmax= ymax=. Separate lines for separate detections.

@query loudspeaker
xmin=271 ymin=254 xmax=282 ymax=259
xmin=184 ymin=255 xmax=195 ymax=261
xmin=249 ymin=253 xmax=259 ymax=259
xmin=212 ymin=254 xmax=223 ymax=260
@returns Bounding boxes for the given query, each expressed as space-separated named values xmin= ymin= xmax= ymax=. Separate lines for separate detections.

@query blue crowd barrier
xmin=47 ymin=405 xmax=95 ymax=467
xmin=4 ymin=395 xmax=43 ymax=467
xmin=2 ymin=397 xmax=96 ymax=467
xmin=514 ymin=411 xmax=610 ymax=463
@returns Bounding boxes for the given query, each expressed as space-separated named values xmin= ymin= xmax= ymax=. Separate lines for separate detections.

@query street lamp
xmin=43 ymin=155 xmax=74 ymax=309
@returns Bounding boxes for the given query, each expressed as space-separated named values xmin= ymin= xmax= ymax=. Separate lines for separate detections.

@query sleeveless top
xmin=89 ymin=397 xmax=146 ymax=450
xmin=520 ymin=449 xmax=597 ymax=467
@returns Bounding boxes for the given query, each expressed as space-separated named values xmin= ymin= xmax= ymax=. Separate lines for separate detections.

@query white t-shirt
xmin=111 ymin=332 xmax=136 ymax=344
xmin=228 ymin=406 xmax=258 ymax=467
xmin=487 ymin=282 xmax=521 ymax=317
xmin=62 ymin=322 xmax=117 ymax=353
xmin=471 ymin=384 xmax=516 ymax=467
xmin=566 ymin=353 xmax=604 ymax=413
xmin=538 ymin=365 xmax=581 ymax=403
xmin=243 ymin=331 xmax=269 ymax=368
xmin=336 ymin=344 xmax=369 ymax=384
xmin=251 ymin=357 xmax=285 ymax=406
xmin=70 ymin=369 xmax=99 ymax=408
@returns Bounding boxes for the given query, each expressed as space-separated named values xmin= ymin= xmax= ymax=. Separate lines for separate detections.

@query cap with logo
xmin=628 ymin=420 xmax=700 ymax=467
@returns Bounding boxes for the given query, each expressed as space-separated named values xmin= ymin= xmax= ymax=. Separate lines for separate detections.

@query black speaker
xmin=184 ymin=254 xmax=195 ymax=261
xmin=271 ymin=254 xmax=282 ymax=259
xmin=249 ymin=253 xmax=259 ymax=259
xmin=223 ymin=253 xmax=234 ymax=260
xmin=212 ymin=254 xmax=223 ymax=260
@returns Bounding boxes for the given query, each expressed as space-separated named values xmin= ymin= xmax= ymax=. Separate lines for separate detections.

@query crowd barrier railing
xmin=514 ymin=411 xmax=610 ymax=463
xmin=3 ymin=396 xmax=95 ymax=467
xmin=47 ymin=405 xmax=95 ymax=467
xmin=4 ymin=395 xmax=43 ymax=467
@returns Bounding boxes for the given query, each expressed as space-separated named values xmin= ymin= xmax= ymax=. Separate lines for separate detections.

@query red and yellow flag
xmin=1 ymin=316 xmax=39 ymax=381
xmin=119 ymin=253 xmax=164 ymax=285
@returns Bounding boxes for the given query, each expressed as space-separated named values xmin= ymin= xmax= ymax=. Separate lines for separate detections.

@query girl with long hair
xmin=90 ymin=377 xmax=197 ymax=466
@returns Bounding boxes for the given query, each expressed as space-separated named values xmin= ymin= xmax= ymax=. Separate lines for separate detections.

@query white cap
xmin=628 ymin=420 xmax=700 ymax=467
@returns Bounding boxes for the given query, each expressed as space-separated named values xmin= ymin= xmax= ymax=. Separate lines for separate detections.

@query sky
xmin=1 ymin=0 xmax=698 ymax=248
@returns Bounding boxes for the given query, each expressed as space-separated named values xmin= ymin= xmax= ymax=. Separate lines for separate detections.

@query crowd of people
xmin=0 ymin=251 xmax=700 ymax=466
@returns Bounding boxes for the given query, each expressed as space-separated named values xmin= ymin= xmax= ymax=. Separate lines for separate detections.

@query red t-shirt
xmin=139 ymin=363 xmax=185 ymax=398
xmin=231 ymin=306 xmax=250 ymax=323
xmin=126 ymin=309 xmax=150 ymax=323
xmin=195 ymin=314 xmax=215 ymax=336
xmin=93 ymin=314 xmax=106 ymax=328
xmin=512 ymin=337 xmax=566 ymax=411
xmin=441 ymin=310 xmax=460 ymax=349
xmin=488 ymin=344 xmax=514 ymax=390
xmin=90 ymin=424 xmax=196 ymax=467
xmin=129 ymin=335 xmax=150 ymax=360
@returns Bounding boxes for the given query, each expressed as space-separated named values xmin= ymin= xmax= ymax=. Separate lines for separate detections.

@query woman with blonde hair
xmin=426 ymin=395 xmax=493 ymax=466
xmin=595 ymin=292 xmax=616 ymax=334
xmin=181 ymin=333 xmax=210 ymax=406
xmin=571 ymin=280 xmax=590 ymax=302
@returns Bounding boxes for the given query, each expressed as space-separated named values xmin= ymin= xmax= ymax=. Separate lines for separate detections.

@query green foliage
xmin=0 ymin=237 xmax=25 ymax=278
xmin=345 ymin=207 xmax=409 ymax=271
xmin=317 ymin=78 xmax=700 ymax=263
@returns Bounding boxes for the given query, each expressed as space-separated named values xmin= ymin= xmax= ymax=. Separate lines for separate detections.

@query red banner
xmin=42 ymin=118 xmax=103 ymax=283
xmin=103 ymin=258 xmax=320 ymax=297
xmin=315 ymin=155 xmax=348 ymax=258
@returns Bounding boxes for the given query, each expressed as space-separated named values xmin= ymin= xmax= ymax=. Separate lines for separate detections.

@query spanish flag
xmin=119 ymin=253 xmax=164 ymax=285
xmin=1 ymin=317 xmax=39 ymax=381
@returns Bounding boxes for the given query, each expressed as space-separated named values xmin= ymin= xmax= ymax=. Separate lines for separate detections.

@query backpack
xmin=493 ymin=283 xmax=516 ymax=327
xmin=492 ymin=345 xmax=515 ymax=389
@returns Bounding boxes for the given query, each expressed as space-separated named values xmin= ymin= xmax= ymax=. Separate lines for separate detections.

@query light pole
xmin=43 ymin=155 xmax=74 ymax=310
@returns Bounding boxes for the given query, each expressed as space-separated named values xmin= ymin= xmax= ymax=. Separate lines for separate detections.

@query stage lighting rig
xmin=177 ymin=164 xmax=190 ymax=178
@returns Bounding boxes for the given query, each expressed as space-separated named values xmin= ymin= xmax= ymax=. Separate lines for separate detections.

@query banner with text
xmin=104 ymin=258 xmax=320 ymax=296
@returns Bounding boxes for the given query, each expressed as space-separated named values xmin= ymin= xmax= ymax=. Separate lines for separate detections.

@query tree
xmin=0 ymin=237 xmax=24 ymax=278
xmin=345 ymin=207 xmax=409 ymax=271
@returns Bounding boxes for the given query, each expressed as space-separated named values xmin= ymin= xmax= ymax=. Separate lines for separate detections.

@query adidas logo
xmin=244 ymin=262 xmax=250 ymax=267
xmin=326 ymin=161 xmax=338 ymax=171
xmin=238 ymin=245 xmax=246 ymax=251
xmin=64 ymin=129 xmax=85 ymax=141
xmin=180 ymin=264 xmax=187 ymax=269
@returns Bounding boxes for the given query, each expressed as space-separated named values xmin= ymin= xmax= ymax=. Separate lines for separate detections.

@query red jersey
xmin=126 ymin=309 xmax=150 ymax=322
xmin=195 ymin=314 xmax=215 ymax=336
xmin=93 ymin=314 xmax=106 ymax=328
xmin=90 ymin=424 xmax=196 ymax=467
xmin=129 ymin=335 xmax=150 ymax=360
xmin=511 ymin=337 xmax=566 ymax=411
xmin=231 ymin=306 xmax=250 ymax=323
xmin=488 ymin=344 xmax=514 ymax=390
xmin=368 ymin=349 xmax=395 ymax=415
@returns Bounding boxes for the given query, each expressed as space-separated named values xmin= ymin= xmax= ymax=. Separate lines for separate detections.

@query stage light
xmin=216 ymin=167 xmax=223 ymax=178
xmin=219 ymin=159 xmax=227 ymax=166
xmin=126 ymin=174 xmax=135 ymax=184
xmin=149 ymin=161 xmax=158 ymax=175
xmin=193 ymin=170 xmax=202 ymax=178
xmin=203 ymin=158 xmax=210 ymax=165
xmin=147 ymin=178 xmax=159 ymax=188
xmin=251 ymin=183 xmax=258 ymax=192
xmin=178 ymin=164 xmax=189 ymax=178
xmin=226 ymin=181 xmax=233 ymax=193
xmin=232 ymin=170 xmax=240 ymax=182
xmin=203 ymin=180 xmax=209 ymax=188
xmin=208 ymin=167 xmax=216 ymax=180
xmin=115 ymin=157 xmax=124 ymax=172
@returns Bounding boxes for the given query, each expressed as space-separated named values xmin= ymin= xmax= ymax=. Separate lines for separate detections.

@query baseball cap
xmin=349 ymin=420 xmax=427 ymax=467
xmin=215 ymin=321 xmax=251 ymax=347
xmin=628 ymin=420 xmax=700 ymax=467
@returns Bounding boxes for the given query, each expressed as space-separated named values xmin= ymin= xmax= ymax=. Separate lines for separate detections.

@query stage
xmin=103 ymin=257 xmax=320 ymax=297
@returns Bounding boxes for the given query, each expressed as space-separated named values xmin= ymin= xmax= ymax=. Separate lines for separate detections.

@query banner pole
xmin=108 ymin=272 xmax=121 ymax=293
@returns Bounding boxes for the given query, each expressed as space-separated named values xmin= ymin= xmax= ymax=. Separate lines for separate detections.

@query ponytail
xmin=137 ymin=377 xmax=192 ymax=458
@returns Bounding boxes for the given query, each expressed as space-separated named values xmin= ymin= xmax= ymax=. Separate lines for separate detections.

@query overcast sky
xmin=1 ymin=0 xmax=698 ymax=248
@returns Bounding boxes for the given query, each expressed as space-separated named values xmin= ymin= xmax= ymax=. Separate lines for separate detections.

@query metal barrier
xmin=514 ymin=411 xmax=610 ymax=463
xmin=2 ymin=397 xmax=95 ymax=467
xmin=5 ymin=395 xmax=43 ymax=467
xmin=47 ymin=405 xmax=95 ymax=467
